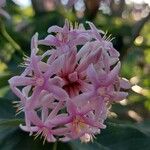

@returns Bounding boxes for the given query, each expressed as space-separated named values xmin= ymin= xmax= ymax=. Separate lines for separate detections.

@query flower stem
xmin=0 ymin=21 xmax=23 ymax=55
xmin=53 ymin=142 xmax=57 ymax=150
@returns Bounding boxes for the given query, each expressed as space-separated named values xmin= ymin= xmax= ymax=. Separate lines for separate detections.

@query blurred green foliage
xmin=0 ymin=0 xmax=150 ymax=149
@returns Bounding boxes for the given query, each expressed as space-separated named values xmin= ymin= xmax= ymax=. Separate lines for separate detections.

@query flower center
xmin=97 ymin=87 xmax=110 ymax=101
xmin=62 ymin=73 xmax=81 ymax=97
xmin=36 ymin=77 xmax=44 ymax=86
xmin=58 ymin=33 xmax=69 ymax=43
xmin=72 ymin=116 xmax=87 ymax=134
xmin=35 ymin=126 xmax=51 ymax=144
xmin=98 ymin=87 xmax=106 ymax=96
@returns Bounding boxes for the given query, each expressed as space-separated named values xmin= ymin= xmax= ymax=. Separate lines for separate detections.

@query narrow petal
xmin=66 ymin=100 xmax=77 ymax=115
xmin=19 ymin=124 xmax=38 ymax=132
xmin=112 ymin=91 xmax=128 ymax=101
xmin=46 ymin=85 xmax=69 ymax=101
xmin=31 ymin=33 xmax=38 ymax=54
xmin=63 ymin=19 xmax=70 ymax=32
xmin=26 ymin=110 xmax=42 ymax=126
xmin=41 ymin=107 xmax=48 ymax=122
xmin=77 ymin=48 xmax=102 ymax=73
xmin=83 ymin=117 xmax=106 ymax=129
xmin=120 ymin=78 xmax=131 ymax=89
xmin=105 ymin=41 xmax=120 ymax=57
xmin=47 ymin=101 xmax=64 ymax=120
xmin=79 ymin=80 xmax=93 ymax=92
xmin=47 ymin=135 xmax=56 ymax=143
xmin=31 ymin=55 xmax=42 ymax=77
xmin=94 ymin=97 xmax=105 ymax=119
xmin=77 ymin=42 xmax=91 ymax=61
xmin=47 ymin=114 xmax=71 ymax=126
xmin=86 ymin=21 xmax=104 ymax=40
xmin=72 ymin=92 xmax=94 ymax=106
xmin=21 ymin=67 xmax=31 ymax=77
xmin=22 ymin=85 xmax=32 ymax=97
xmin=63 ymin=50 xmax=76 ymax=74
xmin=48 ymin=25 xmax=63 ymax=33
xmin=38 ymin=35 xmax=59 ymax=46
xmin=87 ymin=64 xmax=99 ymax=85
xmin=9 ymin=76 xmax=34 ymax=87
xmin=10 ymin=86 xmax=25 ymax=102
xmin=52 ymin=127 xmax=70 ymax=135
xmin=106 ymin=62 xmax=121 ymax=85
xmin=70 ymin=34 xmax=90 ymax=46
xmin=28 ymin=87 xmax=42 ymax=108
xmin=38 ymin=61 xmax=49 ymax=73
xmin=109 ymin=57 xmax=119 ymax=66
xmin=102 ymin=51 xmax=110 ymax=72
xmin=49 ymin=77 xmax=65 ymax=87
xmin=79 ymin=102 xmax=93 ymax=115
xmin=44 ymin=54 xmax=65 ymax=78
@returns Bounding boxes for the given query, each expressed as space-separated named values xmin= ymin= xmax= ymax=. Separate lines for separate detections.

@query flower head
xmin=9 ymin=20 xmax=130 ymax=143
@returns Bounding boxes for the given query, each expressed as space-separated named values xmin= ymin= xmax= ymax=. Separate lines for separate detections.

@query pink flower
xmin=9 ymin=20 xmax=130 ymax=143
xmin=61 ymin=100 xmax=106 ymax=141
xmin=38 ymin=20 xmax=91 ymax=62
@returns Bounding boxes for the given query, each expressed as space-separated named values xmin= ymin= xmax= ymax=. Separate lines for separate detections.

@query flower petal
xmin=31 ymin=33 xmax=38 ymax=54
xmin=77 ymin=48 xmax=102 ymax=73
xmin=46 ymin=85 xmax=69 ymax=101
xmin=38 ymin=35 xmax=59 ymax=46
xmin=26 ymin=110 xmax=42 ymax=126
xmin=87 ymin=64 xmax=99 ymax=85
xmin=48 ymin=25 xmax=63 ymax=33
xmin=112 ymin=91 xmax=128 ymax=101
xmin=120 ymin=78 xmax=131 ymax=89
xmin=9 ymin=76 xmax=34 ymax=87
xmin=19 ymin=124 xmax=38 ymax=132
xmin=47 ymin=114 xmax=71 ymax=126
xmin=106 ymin=61 xmax=121 ymax=85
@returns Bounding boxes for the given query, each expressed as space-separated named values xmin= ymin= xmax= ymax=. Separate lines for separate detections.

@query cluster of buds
xmin=9 ymin=20 xmax=130 ymax=143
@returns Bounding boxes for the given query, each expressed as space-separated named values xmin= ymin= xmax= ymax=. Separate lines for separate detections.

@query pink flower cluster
xmin=9 ymin=20 xmax=130 ymax=143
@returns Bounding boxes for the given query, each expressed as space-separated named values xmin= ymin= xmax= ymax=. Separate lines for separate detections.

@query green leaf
xmin=0 ymin=73 xmax=11 ymax=88
xmin=0 ymin=98 xmax=16 ymax=119
xmin=70 ymin=141 xmax=110 ymax=150
xmin=96 ymin=122 xmax=150 ymax=150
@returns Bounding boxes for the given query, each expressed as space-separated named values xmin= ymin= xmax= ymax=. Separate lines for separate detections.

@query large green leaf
xmin=96 ymin=122 xmax=150 ymax=150
xmin=0 ymin=98 xmax=16 ymax=119
xmin=70 ymin=141 xmax=110 ymax=150
xmin=0 ymin=98 xmax=150 ymax=150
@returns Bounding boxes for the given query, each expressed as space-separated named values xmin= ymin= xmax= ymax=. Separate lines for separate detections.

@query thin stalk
xmin=0 ymin=22 xmax=23 ymax=55
xmin=53 ymin=142 xmax=57 ymax=150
